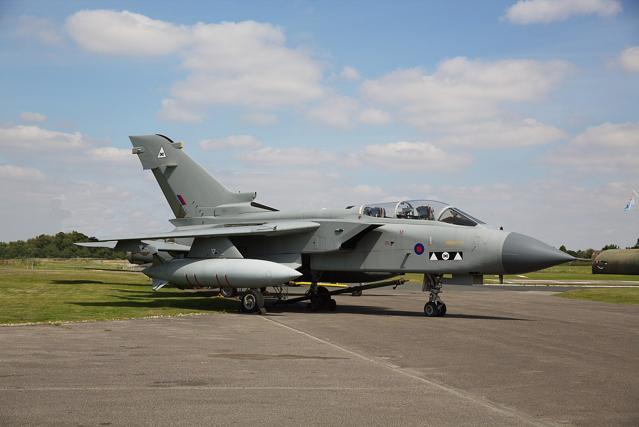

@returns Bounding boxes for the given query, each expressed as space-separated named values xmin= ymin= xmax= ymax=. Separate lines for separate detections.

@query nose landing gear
xmin=423 ymin=274 xmax=446 ymax=317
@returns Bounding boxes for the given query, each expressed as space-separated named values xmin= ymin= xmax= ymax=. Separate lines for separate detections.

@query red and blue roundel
xmin=414 ymin=243 xmax=425 ymax=255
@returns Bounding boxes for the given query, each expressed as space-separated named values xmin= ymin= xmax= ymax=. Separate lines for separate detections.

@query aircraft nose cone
xmin=502 ymin=232 xmax=575 ymax=274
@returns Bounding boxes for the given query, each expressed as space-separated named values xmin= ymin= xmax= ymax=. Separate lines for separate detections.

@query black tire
xmin=329 ymin=299 xmax=337 ymax=311
xmin=240 ymin=292 xmax=258 ymax=313
xmin=351 ymin=289 xmax=363 ymax=297
xmin=436 ymin=303 xmax=447 ymax=317
xmin=424 ymin=302 xmax=439 ymax=317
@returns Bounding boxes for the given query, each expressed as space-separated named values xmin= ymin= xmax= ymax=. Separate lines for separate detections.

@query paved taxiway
xmin=1 ymin=285 xmax=638 ymax=426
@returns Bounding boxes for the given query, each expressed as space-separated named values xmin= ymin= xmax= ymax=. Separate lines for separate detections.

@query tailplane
xmin=130 ymin=134 xmax=256 ymax=218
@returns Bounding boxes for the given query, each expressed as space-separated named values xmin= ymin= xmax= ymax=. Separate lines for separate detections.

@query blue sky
xmin=0 ymin=0 xmax=638 ymax=248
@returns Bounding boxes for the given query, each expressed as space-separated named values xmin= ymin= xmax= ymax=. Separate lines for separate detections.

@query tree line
xmin=559 ymin=239 xmax=639 ymax=259
xmin=0 ymin=231 xmax=124 ymax=259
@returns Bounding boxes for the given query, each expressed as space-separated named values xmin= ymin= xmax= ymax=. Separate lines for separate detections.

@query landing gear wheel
xmin=424 ymin=302 xmax=439 ymax=317
xmin=351 ymin=289 xmax=363 ymax=297
xmin=220 ymin=287 xmax=237 ymax=298
xmin=307 ymin=286 xmax=334 ymax=311
xmin=240 ymin=292 xmax=258 ymax=313
xmin=436 ymin=303 xmax=447 ymax=317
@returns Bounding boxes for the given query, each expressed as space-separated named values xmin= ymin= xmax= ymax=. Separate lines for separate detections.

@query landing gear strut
xmin=422 ymin=274 xmax=446 ymax=317
xmin=240 ymin=289 xmax=266 ymax=314
xmin=220 ymin=287 xmax=238 ymax=298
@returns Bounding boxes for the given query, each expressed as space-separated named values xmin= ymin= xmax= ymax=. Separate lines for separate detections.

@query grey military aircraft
xmin=79 ymin=134 xmax=574 ymax=316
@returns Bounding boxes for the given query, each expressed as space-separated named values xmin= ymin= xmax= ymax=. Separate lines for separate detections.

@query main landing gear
xmin=306 ymin=283 xmax=337 ymax=312
xmin=239 ymin=289 xmax=266 ymax=314
xmin=422 ymin=274 xmax=446 ymax=317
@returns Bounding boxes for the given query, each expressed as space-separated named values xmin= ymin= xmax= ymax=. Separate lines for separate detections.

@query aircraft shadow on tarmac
xmin=73 ymin=295 xmax=238 ymax=312
xmin=50 ymin=279 xmax=149 ymax=287
xmin=267 ymin=304 xmax=528 ymax=320
xmin=50 ymin=279 xmax=107 ymax=285
xmin=73 ymin=292 xmax=529 ymax=321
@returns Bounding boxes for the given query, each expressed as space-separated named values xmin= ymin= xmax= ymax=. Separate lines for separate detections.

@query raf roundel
xmin=414 ymin=243 xmax=425 ymax=255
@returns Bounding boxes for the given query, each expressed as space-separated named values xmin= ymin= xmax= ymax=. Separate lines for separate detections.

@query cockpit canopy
xmin=358 ymin=200 xmax=484 ymax=227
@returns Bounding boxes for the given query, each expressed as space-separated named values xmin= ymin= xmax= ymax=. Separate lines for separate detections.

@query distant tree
xmin=559 ymin=245 xmax=578 ymax=257
xmin=559 ymin=245 xmax=596 ymax=259
xmin=0 ymin=231 xmax=124 ymax=259
xmin=601 ymin=244 xmax=619 ymax=251
xmin=629 ymin=239 xmax=639 ymax=249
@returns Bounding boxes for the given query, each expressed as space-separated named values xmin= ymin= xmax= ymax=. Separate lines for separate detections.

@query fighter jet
xmin=80 ymin=134 xmax=574 ymax=316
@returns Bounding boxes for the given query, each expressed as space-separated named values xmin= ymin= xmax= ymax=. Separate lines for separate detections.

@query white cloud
xmin=0 ymin=164 xmax=44 ymax=181
xmin=169 ymin=19 xmax=325 ymax=108
xmin=0 ymin=125 xmax=139 ymax=172
xmin=358 ymin=108 xmax=391 ymax=125
xmin=66 ymin=10 xmax=190 ymax=55
xmin=618 ymin=46 xmax=639 ymax=73
xmin=66 ymin=11 xmax=325 ymax=115
xmin=238 ymin=146 xmax=336 ymax=166
xmin=88 ymin=147 xmax=137 ymax=165
xmin=546 ymin=122 xmax=639 ymax=173
xmin=414 ymin=180 xmax=638 ymax=249
xmin=362 ymin=141 xmax=471 ymax=171
xmin=218 ymin=169 xmax=389 ymax=211
xmin=16 ymin=16 xmax=63 ymax=45
xmin=361 ymin=57 xmax=571 ymax=129
xmin=0 ymin=125 xmax=88 ymax=150
xmin=242 ymin=112 xmax=279 ymax=126
xmin=440 ymin=119 xmax=565 ymax=148
xmin=58 ymin=180 xmax=170 ymax=239
xmin=340 ymin=66 xmax=361 ymax=81
xmin=200 ymin=135 xmax=262 ymax=150
xmin=504 ymin=0 xmax=621 ymax=24
xmin=157 ymin=99 xmax=202 ymax=123
xmin=19 ymin=112 xmax=47 ymax=123
xmin=306 ymin=95 xmax=358 ymax=128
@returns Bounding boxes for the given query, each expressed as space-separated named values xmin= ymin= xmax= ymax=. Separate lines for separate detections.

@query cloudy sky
xmin=0 ymin=0 xmax=638 ymax=249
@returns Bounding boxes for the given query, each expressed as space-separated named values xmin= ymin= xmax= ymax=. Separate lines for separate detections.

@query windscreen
xmin=359 ymin=200 xmax=484 ymax=226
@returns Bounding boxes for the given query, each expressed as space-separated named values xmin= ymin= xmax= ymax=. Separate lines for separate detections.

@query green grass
xmin=501 ymin=264 xmax=639 ymax=282
xmin=0 ymin=259 xmax=236 ymax=325
xmin=557 ymin=288 xmax=639 ymax=304
xmin=405 ymin=265 xmax=639 ymax=284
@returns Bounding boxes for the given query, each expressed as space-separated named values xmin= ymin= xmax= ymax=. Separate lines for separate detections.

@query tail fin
xmin=130 ymin=134 xmax=255 ymax=218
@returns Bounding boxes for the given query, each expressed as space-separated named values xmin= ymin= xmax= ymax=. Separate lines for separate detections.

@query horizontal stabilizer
xmin=75 ymin=241 xmax=117 ymax=249
xmin=75 ymin=240 xmax=191 ymax=252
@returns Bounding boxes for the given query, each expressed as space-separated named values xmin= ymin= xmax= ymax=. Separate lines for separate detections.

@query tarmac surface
xmin=1 ymin=284 xmax=638 ymax=426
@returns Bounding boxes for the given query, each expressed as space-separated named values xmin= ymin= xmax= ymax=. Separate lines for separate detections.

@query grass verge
xmin=0 ymin=261 xmax=236 ymax=324
xmin=556 ymin=288 xmax=639 ymax=304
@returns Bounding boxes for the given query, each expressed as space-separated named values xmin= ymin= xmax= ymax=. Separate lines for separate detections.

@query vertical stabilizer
xmin=130 ymin=134 xmax=255 ymax=218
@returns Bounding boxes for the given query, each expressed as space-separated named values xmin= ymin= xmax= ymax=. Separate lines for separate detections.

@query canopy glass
xmin=358 ymin=200 xmax=484 ymax=227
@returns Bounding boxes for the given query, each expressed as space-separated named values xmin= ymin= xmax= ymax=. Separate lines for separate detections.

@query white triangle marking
xmin=158 ymin=147 xmax=166 ymax=158
xmin=454 ymin=252 xmax=462 ymax=261
xmin=429 ymin=253 xmax=438 ymax=261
